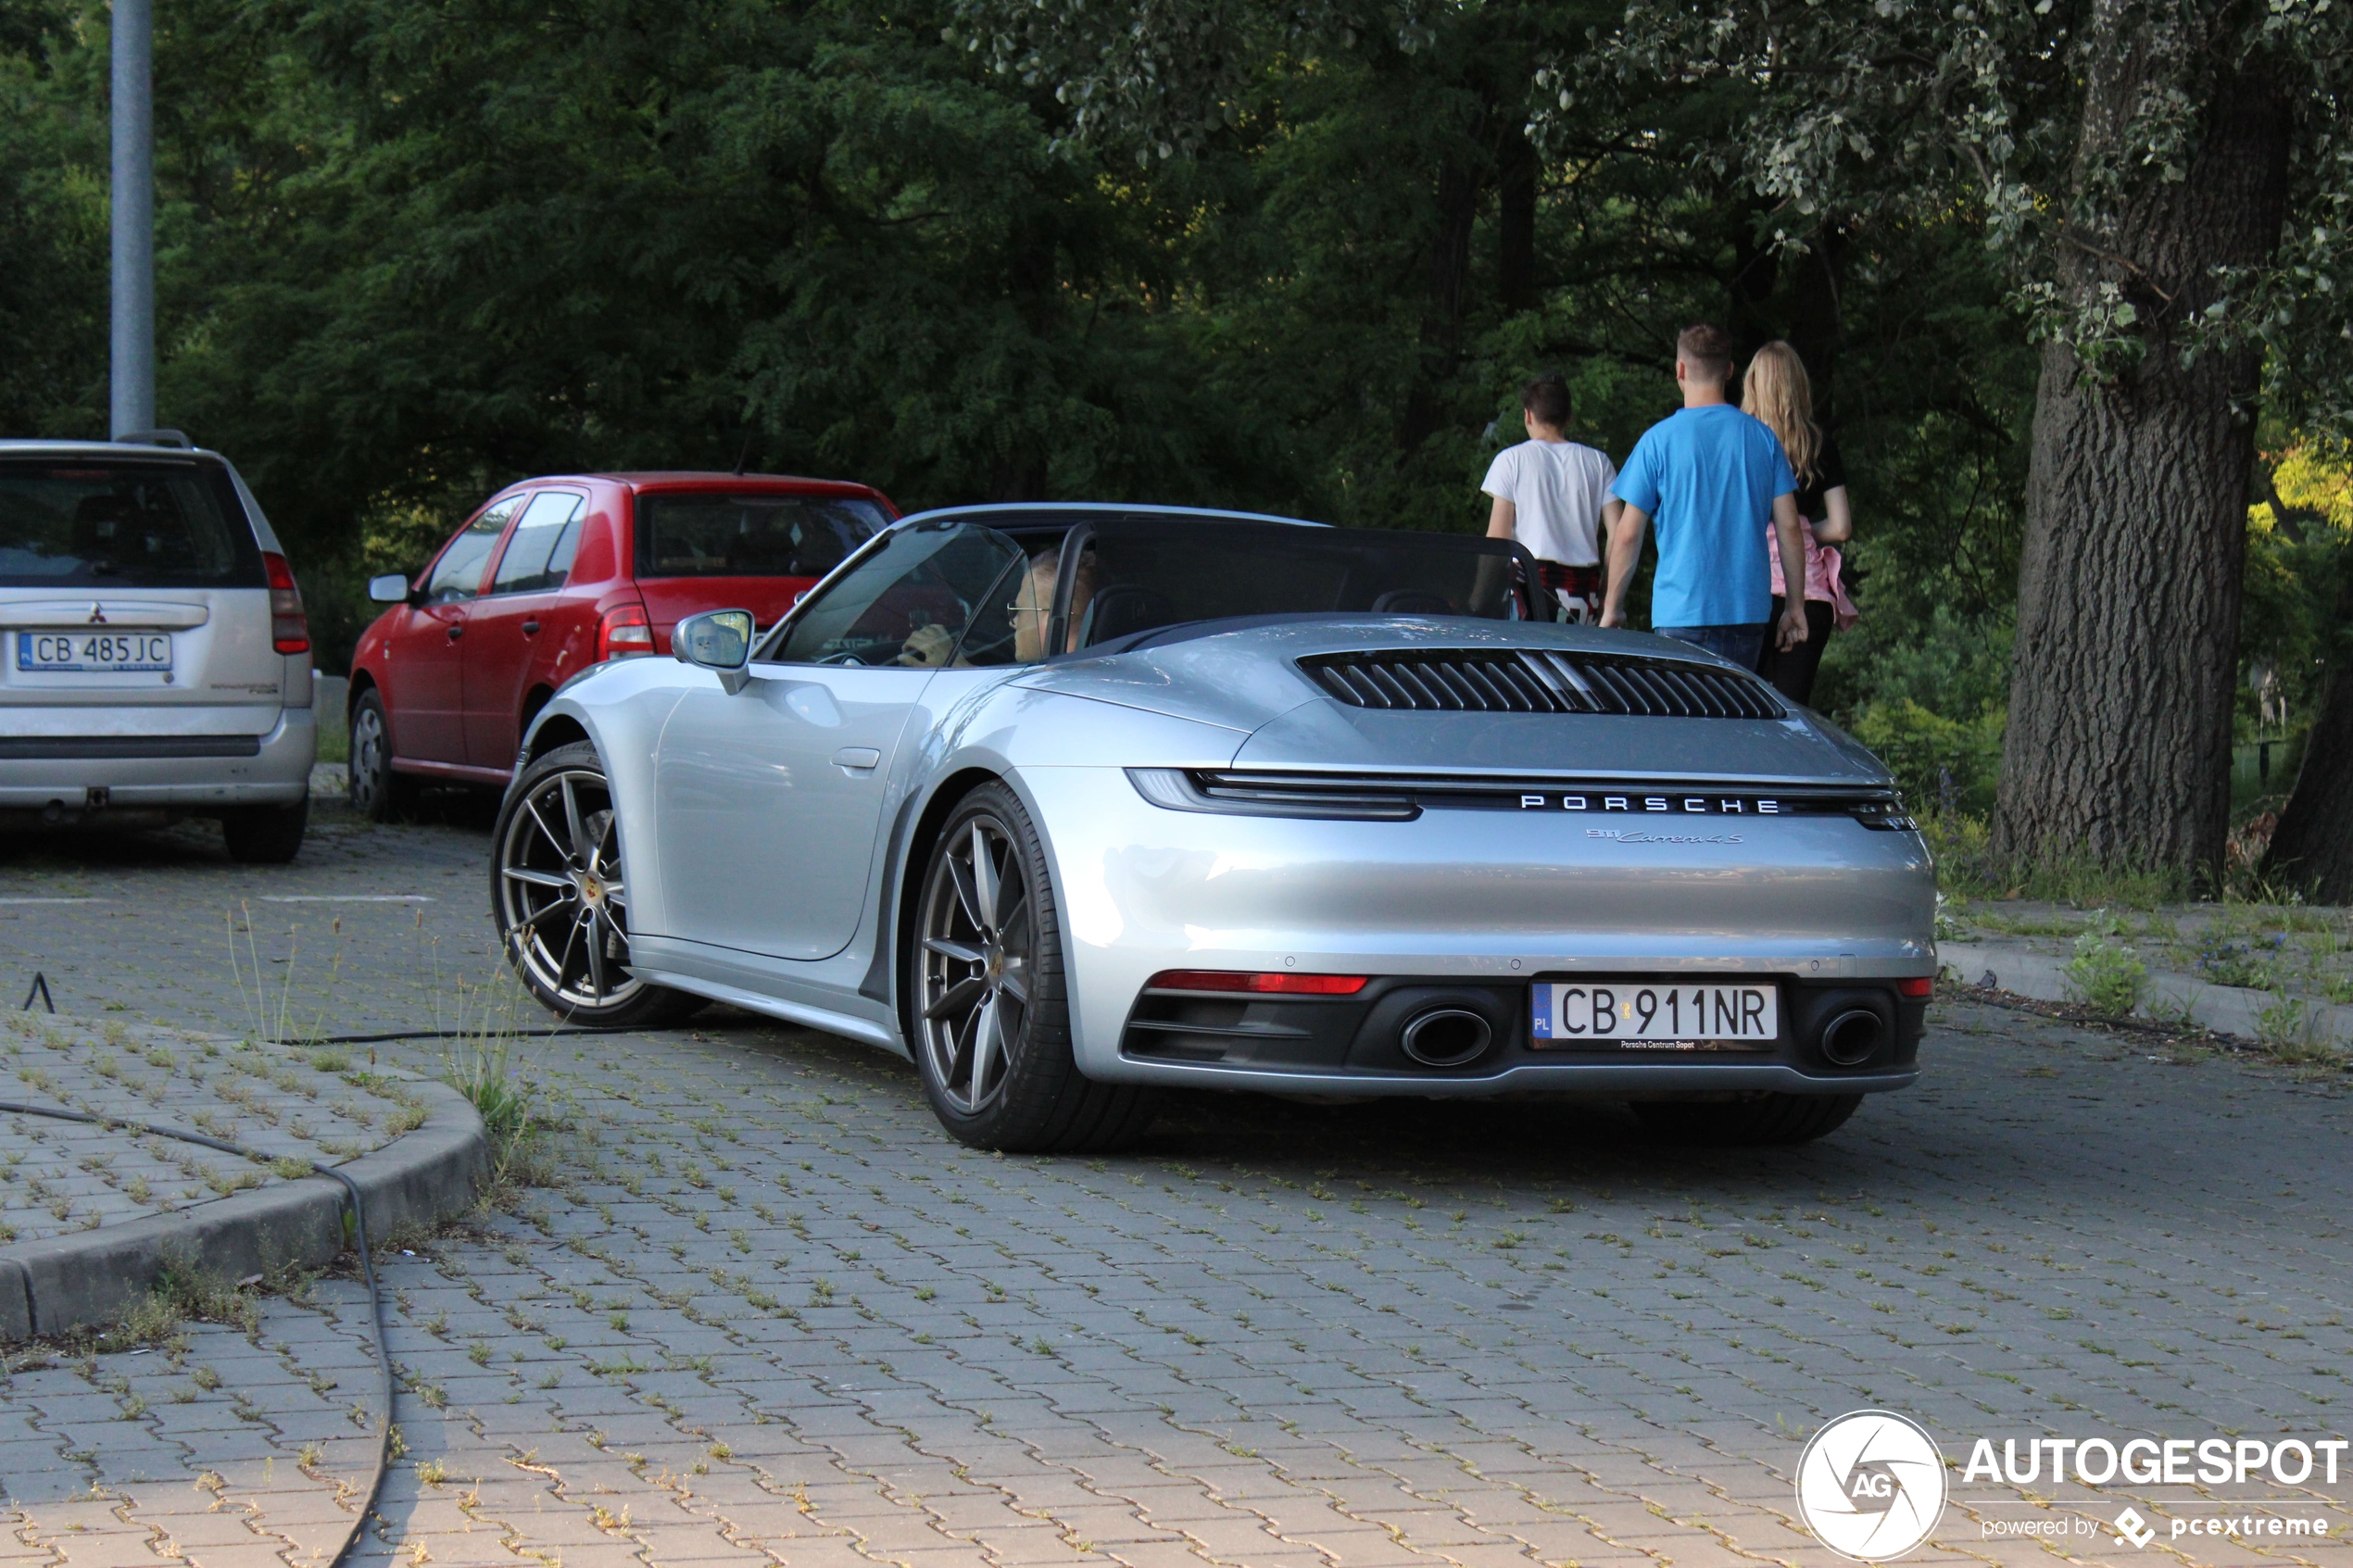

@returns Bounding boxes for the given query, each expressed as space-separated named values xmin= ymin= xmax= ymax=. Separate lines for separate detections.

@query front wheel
xmin=491 ymin=742 xmax=706 ymax=1028
xmin=1629 ymin=1093 xmax=1862 ymax=1146
xmin=348 ymin=690 xmax=417 ymax=822
xmin=911 ymin=782 xmax=1155 ymax=1152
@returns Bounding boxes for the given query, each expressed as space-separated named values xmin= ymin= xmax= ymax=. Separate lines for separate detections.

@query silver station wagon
xmin=0 ymin=434 xmax=316 ymax=861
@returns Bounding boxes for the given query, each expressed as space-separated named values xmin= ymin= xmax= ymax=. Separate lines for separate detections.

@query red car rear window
xmin=635 ymin=493 xmax=886 ymax=580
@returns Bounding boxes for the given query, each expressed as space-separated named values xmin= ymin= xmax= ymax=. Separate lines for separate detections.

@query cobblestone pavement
xmin=3 ymin=802 xmax=2351 ymax=1568
xmin=1 ymin=1013 xmax=419 ymax=1244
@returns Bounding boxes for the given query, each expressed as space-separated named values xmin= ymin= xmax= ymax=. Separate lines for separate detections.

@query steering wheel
xmin=816 ymin=649 xmax=867 ymax=666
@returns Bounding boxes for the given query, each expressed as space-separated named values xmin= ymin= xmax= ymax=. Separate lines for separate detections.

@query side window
xmin=490 ymin=491 xmax=585 ymax=595
xmin=423 ymin=499 xmax=519 ymax=603
xmin=767 ymin=523 xmax=1025 ymax=667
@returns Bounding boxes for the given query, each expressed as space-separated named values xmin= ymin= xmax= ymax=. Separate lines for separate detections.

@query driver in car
xmin=894 ymin=547 xmax=1094 ymax=667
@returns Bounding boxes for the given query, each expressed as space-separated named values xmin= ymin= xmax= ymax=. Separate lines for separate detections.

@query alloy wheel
xmin=350 ymin=703 xmax=391 ymax=810
xmin=917 ymin=816 xmax=1032 ymax=1114
xmin=496 ymin=766 xmax=646 ymax=1012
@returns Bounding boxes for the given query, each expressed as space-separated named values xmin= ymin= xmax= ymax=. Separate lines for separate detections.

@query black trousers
xmin=1756 ymin=596 xmax=1835 ymax=705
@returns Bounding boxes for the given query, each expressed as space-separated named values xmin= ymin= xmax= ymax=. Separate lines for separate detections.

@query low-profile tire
xmin=1629 ymin=1093 xmax=1863 ymax=1146
xmin=911 ymin=781 xmax=1156 ymax=1153
xmin=348 ymin=689 xmax=418 ymax=822
xmin=491 ymin=741 xmax=708 ymax=1029
xmin=222 ymin=799 xmax=308 ymax=863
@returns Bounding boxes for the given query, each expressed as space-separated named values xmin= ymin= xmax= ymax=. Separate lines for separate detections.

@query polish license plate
xmin=1531 ymin=982 xmax=1778 ymax=1048
xmin=17 ymin=631 xmax=172 ymax=672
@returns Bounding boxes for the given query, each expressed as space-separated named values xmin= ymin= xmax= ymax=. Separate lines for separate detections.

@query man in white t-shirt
xmin=1480 ymin=370 xmax=1622 ymax=621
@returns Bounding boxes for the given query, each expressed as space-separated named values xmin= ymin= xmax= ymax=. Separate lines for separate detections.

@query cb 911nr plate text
xmin=1531 ymin=982 xmax=1777 ymax=1047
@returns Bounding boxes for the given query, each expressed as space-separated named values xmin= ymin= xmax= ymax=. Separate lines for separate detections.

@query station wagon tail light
xmin=598 ymin=603 xmax=654 ymax=660
xmin=1895 ymin=977 xmax=1933 ymax=998
xmin=263 ymin=552 xmax=309 ymax=654
xmin=1146 ymin=970 xmax=1369 ymax=996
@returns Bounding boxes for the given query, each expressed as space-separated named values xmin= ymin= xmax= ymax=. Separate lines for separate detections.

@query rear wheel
xmin=492 ymin=742 xmax=706 ymax=1028
xmin=1629 ymin=1093 xmax=1862 ymax=1146
xmin=348 ymin=690 xmax=417 ymax=822
xmin=912 ymin=782 xmax=1156 ymax=1152
xmin=222 ymin=799 xmax=308 ymax=863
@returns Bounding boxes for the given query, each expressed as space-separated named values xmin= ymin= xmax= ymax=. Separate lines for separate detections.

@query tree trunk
xmin=1497 ymin=124 xmax=1536 ymax=315
xmin=1992 ymin=51 xmax=2291 ymax=883
xmin=1785 ymin=227 xmax=1844 ymax=422
xmin=1399 ymin=132 xmax=1484 ymax=451
xmin=2264 ymin=583 xmax=2353 ymax=900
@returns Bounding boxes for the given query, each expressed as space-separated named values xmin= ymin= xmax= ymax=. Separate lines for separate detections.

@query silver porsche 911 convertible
xmin=493 ymin=504 xmax=1937 ymax=1151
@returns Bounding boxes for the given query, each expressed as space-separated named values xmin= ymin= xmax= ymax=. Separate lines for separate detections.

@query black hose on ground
xmin=0 ymin=1098 xmax=393 ymax=1568
xmin=271 ymin=1025 xmax=645 ymax=1046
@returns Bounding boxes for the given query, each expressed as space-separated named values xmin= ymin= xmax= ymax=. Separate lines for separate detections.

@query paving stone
xmin=7 ymin=815 xmax=2353 ymax=1567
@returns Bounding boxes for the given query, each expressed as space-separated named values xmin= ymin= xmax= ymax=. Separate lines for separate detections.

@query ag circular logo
xmin=1794 ymin=1410 xmax=1947 ymax=1561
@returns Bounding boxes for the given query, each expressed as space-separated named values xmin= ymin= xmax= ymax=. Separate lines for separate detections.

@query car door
xmin=650 ymin=521 xmax=1026 ymax=961
xmin=464 ymin=488 xmax=587 ymax=769
xmin=383 ymin=499 xmax=515 ymax=764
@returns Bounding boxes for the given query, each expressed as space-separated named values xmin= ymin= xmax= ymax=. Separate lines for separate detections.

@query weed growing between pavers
xmin=1 ymin=1013 xmax=421 ymax=1243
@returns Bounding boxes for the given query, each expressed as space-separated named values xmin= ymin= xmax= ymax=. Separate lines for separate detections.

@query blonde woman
xmin=1742 ymin=341 xmax=1856 ymax=704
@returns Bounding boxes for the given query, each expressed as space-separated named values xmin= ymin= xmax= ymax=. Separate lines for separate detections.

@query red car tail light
xmin=263 ymin=552 xmax=309 ymax=654
xmin=1146 ymin=970 xmax=1370 ymax=996
xmin=598 ymin=602 xmax=653 ymax=660
xmin=1895 ymin=976 xmax=1933 ymax=998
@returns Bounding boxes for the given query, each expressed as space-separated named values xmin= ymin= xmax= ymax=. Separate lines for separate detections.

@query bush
xmin=1918 ymin=811 xmax=1996 ymax=897
xmin=2063 ymin=923 xmax=2147 ymax=1017
xmin=1849 ymin=698 xmax=2007 ymax=817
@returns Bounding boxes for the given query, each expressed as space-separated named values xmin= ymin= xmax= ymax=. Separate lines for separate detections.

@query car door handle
xmin=831 ymin=747 xmax=881 ymax=771
xmin=522 ymin=620 xmax=541 ymax=635
xmin=446 ymin=623 xmax=463 ymax=640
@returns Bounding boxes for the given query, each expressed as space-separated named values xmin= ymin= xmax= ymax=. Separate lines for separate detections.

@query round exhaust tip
xmin=1401 ymin=1008 xmax=1492 ymax=1067
xmin=1820 ymin=1009 xmax=1885 ymax=1066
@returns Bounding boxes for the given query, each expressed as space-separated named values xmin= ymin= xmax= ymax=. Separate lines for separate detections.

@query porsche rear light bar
xmin=263 ymin=552 xmax=309 ymax=655
xmin=1145 ymin=970 xmax=1369 ymax=996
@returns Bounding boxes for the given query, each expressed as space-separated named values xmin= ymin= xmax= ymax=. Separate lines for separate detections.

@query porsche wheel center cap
xmin=577 ymin=873 xmax=605 ymax=906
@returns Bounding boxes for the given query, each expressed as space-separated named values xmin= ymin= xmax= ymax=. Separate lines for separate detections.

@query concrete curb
xmin=0 ymin=1080 xmax=488 ymax=1340
xmin=1941 ymin=937 xmax=2353 ymax=1046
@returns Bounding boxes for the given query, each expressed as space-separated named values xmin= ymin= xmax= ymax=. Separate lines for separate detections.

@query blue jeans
xmin=1653 ymin=623 xmax=1767 ymax=670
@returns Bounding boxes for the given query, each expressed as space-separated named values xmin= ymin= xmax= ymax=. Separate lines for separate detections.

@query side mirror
xmin=368 ymin=573 xmax=411 ymax=604
xmin=674 ymin=608 xmax=756 ymax=694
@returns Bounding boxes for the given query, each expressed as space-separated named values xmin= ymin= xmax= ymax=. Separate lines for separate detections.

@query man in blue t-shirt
xmin=1599 ymin=323 xmax=1809 ymax=671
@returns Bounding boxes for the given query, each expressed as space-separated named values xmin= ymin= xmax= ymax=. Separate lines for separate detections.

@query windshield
xmin=635 ymin=492 xmax=887 ymax=580
xmin=1056 ymin=521 xmax=1532 ymax=650
xmin=766 ymin=521 xmax=1026 ymax=666
xmin=0 ymin=459 xmax=262 ymax=589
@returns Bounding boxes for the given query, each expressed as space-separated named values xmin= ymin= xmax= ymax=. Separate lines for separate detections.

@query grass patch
xmin=440 ymin=1029 xmax=567 ymax=1209
xmin=1922 ymin=811 xmax=2195 ymax=908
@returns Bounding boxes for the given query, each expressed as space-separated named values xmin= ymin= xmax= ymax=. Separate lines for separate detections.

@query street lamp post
xmin=110 ymin=0 xmax=155 ymax=438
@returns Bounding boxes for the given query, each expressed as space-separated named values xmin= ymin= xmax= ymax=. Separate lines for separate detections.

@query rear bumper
xmin=1012 ymin=765 xmax=1938 ymax=1095
xmin=0 ymin=707 xmax=314 ymax=812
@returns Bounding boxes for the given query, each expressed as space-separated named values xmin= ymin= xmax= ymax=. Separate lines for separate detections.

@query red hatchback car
xmin=346 ymin=471 xmax=894 ymax=817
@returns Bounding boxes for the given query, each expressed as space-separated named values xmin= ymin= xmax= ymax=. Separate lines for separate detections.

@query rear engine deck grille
xmin=1302 ymin=649 xmax=1786 ymax=720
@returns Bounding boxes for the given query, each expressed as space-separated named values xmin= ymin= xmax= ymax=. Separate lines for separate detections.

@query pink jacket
xmin=1768 ymin=517 xmax=1859 ymax=630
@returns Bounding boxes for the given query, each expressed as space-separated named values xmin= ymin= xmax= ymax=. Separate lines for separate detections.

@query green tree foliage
xmin=1575 ymin=0 xmax=2353 ymax=883
xmin=0 ymin=0 xmax=2050 ymax=723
